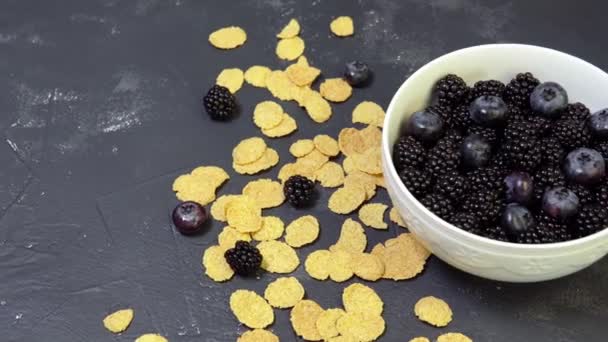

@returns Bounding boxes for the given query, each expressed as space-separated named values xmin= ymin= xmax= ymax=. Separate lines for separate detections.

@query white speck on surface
xmin=11 ymin=83 xmax=52 ymax=128
xmin=15 ymin=313 xmax=22 ymax=320
xmin=110 ymin=25 xmax=120 ymax=35
xmin=6 ymin=139 xmax=18 ymax=153
xmin=0 ymin=33 xmax=17 ymax=43
xmin=111 ymin=146 xmax=119 ymax=154
xmin=113 ymin=71 xmax=141 ymax=93
xmin=99 ymin=111 xmax=142 ymax=133
xmin=70 ymin=13 xmax=108 ymax=24
xmin=28 ymin=34 xmax=44 ymax=45
xmin=0 ymin=300 xmax=6 ymax=306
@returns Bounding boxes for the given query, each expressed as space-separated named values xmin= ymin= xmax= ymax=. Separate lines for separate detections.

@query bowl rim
xmin=382 ymin=43 xmax=608 ymax=251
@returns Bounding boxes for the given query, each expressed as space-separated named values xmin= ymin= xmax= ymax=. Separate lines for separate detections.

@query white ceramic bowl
xmin=382 ymin=44 xmax=608 ymax=282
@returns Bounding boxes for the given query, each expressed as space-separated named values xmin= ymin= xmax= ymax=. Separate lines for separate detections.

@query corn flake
xmin=216 ymin=68 xmax=244 ymax=93
xmin=285 ymin=215 xmax=320 ymax=248
xmin=230 ymin=290 xmax=274 ymax=329
xmin=253 ymin=101 xmax=284 ymax=130
xmin=135 ymin=334 xmax=168 ymax=342
xmin=258 ymin=240 xmax=300 ymax=273
xmin=352 ymin=253 xmax=385 ymax=281
xmin=276 ymin=36 xmax=305 ymax=61
xmin=264 ymin=276 xmax=305 ymax=309
xmin=286 ymin=63 xmax=321 ymax=87
xmin=358 ymin=203 xmax=388 ymax=229
xmin=202 ymin=245 xmax=234 ymax=282
xmin=328 ymin=337 xmax=357 ymax=342
xmin=342 ymin=283 xmax=383 ymax=316
xmin=210 ymin=195 xmax=238 ymax=222
xmin=359 ymin=125 xmax=383 ymax=151
xmin=328 ymin=184 xmax=367 ymax=214
xmin=251 ymin=216 xmax=285 ymax=241
xmin=352 ymin=147 xmax=382 ymax=175
xmin=329 ymin=218 xmax=366 ymax=254
xmin=225 ymin=196 xmax=262 ymax=233
xmin=296 ymin=149 xmax=329 ymax=172
xmin=262 ymin=113 xmax=298 ymax=138
xmin=371 ymin=233 xmax=431 ymax=280
xmin=290 ymin=139 xmax=315 ymax=157
xmin=389 ymin=207 xmax=406 ymax=228
xmin=409 ymin=338 xmax=431 ymax=342
xmin=414 ymin=296 xmax=453 ymax=327
xmin=244 ymin=65 xmax=272 ymax=88
xmin=314 ymin=161 xmax=345 ymax=188
xmin=316 ymin=308 xmax=345 ymax=340
xmin=344 ymin=171 xmax=377 ymax=199
xmin=290 ymin=299 xmax=324 ymax=341
xmin=278 ymin=162 xmax=316 ymax=183
xmin=209 ymin=26 xmax=247 ymax=49
xmin=338 ymin=128 xmax=365 ymax=156
xmin=242 ymin=179 xmax=285 ymax=209
xmin=352 ymin=101 xmax=385 ymax=127
xmin=233 ymin=137 xmax=267 ymax=165
xmin=218 ymin=226 xmax=251 ymax=249
xmin=330 ymin=16 xmax=354 ymax=37
xmin=336 ymin=312 xmax=385 ymax=342
xmin=313 ymin=134 xmax=340 ymax=157
xmin=266 ymin=70 xmax=296 ymax=101
xmin=304 ymin=91 xmax=333 ymax=123
xmin=328 ymin=250 xmax=354 ymax=282
xmin=172 ymin=175 xmax=217 ymax=206
xmin=103 ymin=308 xmax=134 ymax=333
xmin=233 ymin=148 xmax=280 ymax=175
xmin=437 ymin=333 xmax=473 ymax=342
xmin=238 ymin=329 xmax=279 ymax=342
xmin=277 ymin=18 xmax=301 ymax=39
xmin=342 ymin=156 xmax=356 ymax=174
xmin=320 ymin=78 xmax=352 ymax=102
xmin=191 ymin=166 xmax=230 ymax=188
xmin=305 ymin=249 xmax=332 ymax=280
xmin=292 ymin=85 xmax=315 ymax=107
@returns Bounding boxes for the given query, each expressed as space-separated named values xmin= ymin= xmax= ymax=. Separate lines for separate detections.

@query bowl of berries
xmin=382 ymin=44 xmax=608 ymax=282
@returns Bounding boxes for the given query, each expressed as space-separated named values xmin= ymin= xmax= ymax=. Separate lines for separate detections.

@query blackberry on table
xmin=420 ymin=193 xmax=454 ymax=220
xmin=553 ymin=118 xmax=592 ymax=149
xmin=203 ymin=85 xmax=236 ymax=121
xmin=462 ymin=188 xmax=503 ymax=224
xmin=434 ymin=170 xmax=469 ymax=201
xmin=451 ymin=212 xmax=479 ymax=232
xmin=533 ymin=166 xmax=566 ymax=202
xmin=434 ymin=74 xmax=469 ymax=108
xmin=539 ymin=137 xmax=565 ymax=166
xmin=393 ymin=135 xmax=426 ymax=171
xmin=425 ymin=134 xmax=461 ymax=177
xmin=471 ymin=79 xmax=505 ymax=99
xmin=571 ymin=205 xmax=608 ymax=237
xmin=504 ymin=72 xmax=540 ymax=109
xmin=283 ymin=175 xmax=315 ymax=208
xmin=561 ymin=102 xmax=591 ymax=122
xmin=467 ymin=125 xmax=498 ymax=145
xmin=399 ymin=167 xmax=433 ymax=197
xmin=224 ymin=241 xmax=262 ymax=276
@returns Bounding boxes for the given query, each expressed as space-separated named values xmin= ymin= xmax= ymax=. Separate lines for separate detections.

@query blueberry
xmin=406 ymin=110 xmax=444 ymax=143
xmin=530 ymin=82 xmax=568 ymax=117
xmin=589 ymin=108 xmax=608 ymax=138
xmin=542 ymin=187 xmax=580 ymax=220
xmin=501 ymin=204 xmax=536 ymax=238
xmin=344 ymin=61 xmax=371 ymax=87
xmin=564 ymin=148 xmax=606 ymax=185
xmin=172 ymin=201 xmax=207 ymax=235
xmin=461 ymin=134 xmax=492 ymax=168
xmin=469 ymin=95 xmax=508 ymax=126
xmin=504 ymin=172 xmax=534 ymax=205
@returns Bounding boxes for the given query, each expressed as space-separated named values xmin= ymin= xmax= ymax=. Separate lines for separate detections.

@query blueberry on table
xmin=344 ymin=61 xmax=371 ymax=87
xmin=460 ymin=134 xmax=492 ymax=168
xmin=589 ymin=108 xmax=608 ymax=138
xmin=564 ymin=148 xmax=606 ymax=185
xmin=469 ymin=95 xmax=508 ymax=126
xmin=504 ymin=172 xmax=533 ymax=205
xmin=406 ymin=110 xmax=444 ymax=143
xmin=542 ymin=187 xmax=580 ymax=221
xmin=501 ymin=204 xmax=536 ymax=239
xmin=529 ymin=82 xmax=568 ymax=117
xmin=172 ymin=201 xmax=208 ymax=235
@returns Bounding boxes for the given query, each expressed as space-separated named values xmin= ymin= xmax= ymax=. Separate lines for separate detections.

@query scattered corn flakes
xmin=244 ymin=65 xmax=272 ymax=88
xmin=316 ymin=308 xmax=345 ymax=340
xmin=208 ymin=26 xmax=247 ymax=49
xmin=329 ymin=218 xmax=366 ymax=254
xmin=277 ymin=18 xmax=301 ymax=39
xmin=233 ymin=148 xmax=280 ymax=175
xmin=258 ymin=240 xmax=300 ymax=273
xmin=296 ymin=149 xmax=329 ymax=172
xmin=320 ymin=78 xmax=353 ymax=102
xmin=358 ymin=203 xmax=388 ymax=229
xmin=216 ymin=68 xmax=244 ymax=93
xmin=233 ymin=137 xmax=267 ymax=165
xmin=414 ymin=296 xmax=453 ymax=327
xmin=173 ymin=166 xmax=227 ymax=205
xmin=352 ymin=101 xmax=385 ymax=127
xmin=352 ymin=147 xmax=382 ymax=175
xmin=103 ymin=308 xmax=134 ymax=333
xmin=313 ymin=134 xmax=340 ymax=157
xmin=409 ymin=338 xmax=431 ymax=342
xmin=336 ymin=312 xmax=385 ymax=342
xmin=202 ymin=245 xmax=234 ymax=282
xmin=286 ymin=62 xmax=321 ymax=87
xmin=389 ymin=207 xmax=406 ymax=228
xmin=237 ymin=329 xmax=279 ymax=342
xmin=328 ymin=184 xmax=367 ymax=214
xmin=371 ymin=233 xmax=431 ymax=280
xmin=342 ymin=283 xmax=383 ymax=316
xmin=210 ymin=194 xmax=238 ymax=222
xmin=304 ymin=91 xmax=333 ymax=123
xmin=251 ymin=216 xmax=285 ymax=241
xmin=190 ymin=166 xmax=230 ymax=187
xmin=305 ymin=249 xmax=332 ymax=280
xmin=276 ymin=36 xmax=305 ymax=61
xmin=290 ymin=299 xmax=324 ymax=341
xmin=436 ymin=333 xmax=472 ymax=342
xmin=352 ymin=253 xmax=385 ymax=281
xmin=315 ymin=161 xmax=345 ymax=188
xmin=262 ymin=113 xmax=298 ymax=138
xmin=328 ymin=250 xmax=354 ymax=282
xmin=359 ymin=125 xmax=382 ymax=150
xmin=374 ymin=174 xmax=386 ymax=188
xmin=278 ymin=162 xmax=314 ymax=183
xmin=328 ymin=336 xmax=357 ymax=342
xmin=290 ymin=139 xmax=315 ymax=157
xmin=266 ymin=70 xmax=296 ymax=101
xmin=218 ymin=226 xmax=251 ymax=249
xmin=264 ymin=276 xmax=305 ymax=308
xmin=242 ymin=179 xmax=285 ymax=208
xmin=338 ymin=128 xmax=365 ymax=156
xmin=230 ymin=290 xmax=274 ymax=329
xmin=135 ymin=334 xmax=168 ymax=342
xmin=291 ymin=85 xmax=315 ymax=107
xmin=330 ymin=16 xmax=354 ymax=37
xmin=253 ymin=101 xmax=284 ymax=130
xmin=344 ymin=171 xmax=377 ymax=199
xmin=342 ymin=156 xmax=356 ymax=174
xmin=225 ymin=196 xmax=262 ymax=233
xmin=285 ymin=215 xmax=320 ymax=248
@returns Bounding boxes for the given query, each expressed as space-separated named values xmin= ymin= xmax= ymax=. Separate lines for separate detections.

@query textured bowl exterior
xmin=382 ymin=44 xmax=608 ymax=282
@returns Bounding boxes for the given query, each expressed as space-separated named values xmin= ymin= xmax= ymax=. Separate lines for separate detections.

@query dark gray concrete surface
xmin=1 ymin=0 xmax=607 ymax=341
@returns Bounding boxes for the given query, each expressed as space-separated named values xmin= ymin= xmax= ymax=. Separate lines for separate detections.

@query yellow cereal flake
xmin=314 ymin=161 xmax=345 ymax=188
xmin=264 ymin=276 xmax=305 ymax=308
xmin=208 ymin=26 xmax=247 ymax=49
xmin=330 ymin=16 xmax=354 ymax=37
xmin=233 ymin=148 xmax=280 ymax=175
xmin=414 ymin=296 xmax=453 ymax=327
xmin=135 ymin=334 xmax=168 ymax=342
xmin=344 ymin=171 xmax=377 ymax=199
xmin=389 ymin=207 xmax=406 ymax=228
xmin=202 ymin=245 xmax=234 ymax=282
xmin=278 ymin=162 xmax=316 ymax=183
xmin=251 ymin=216 xmax=285 ymax=241
xmin=329 ymin=218 xmax=366 ymax=254
xmin=336 ymin=312 xmax=385 ymax=342
xmin=190 ymin=166 xmax=230 ymax=188
xmin=216 ymin=68 xmax=244 ymax=93
xmin=289 ymin=139 xmax=315 ymax=157
xmin=304 ymin=91 xmax=333 ymax=123
xmin=342 ymin=156 xmax=356 ymax=174
xmin=290 ymin=300 xmax=324 ymax=341
xmin=225 ymin=196 xmax=262 ymax=233
xmin=328 ymin=184 xmax=367 ymax=214
xmin=352 ymin=101 xmax=385 ymax=127
xmin=285 ymin=215 xmax=320 ymax=248
xmin=244 ymin=65 xmax=272 ymax=88
xmin=172 ymin=174 xmax=216 ymax=206
xmin=230 ymin=290 xmax=274 ymax=329
xmin=258 ymin=240 xmax=300 ymax=273
xmin=242 ymin=179 xmax=285 ymax=209
xmin=375 ymin=174 xmax=386 ymax=188
xmin=342 ymin=283 xmax=383 ymax=316
xmin=292 ymin=85 xmax=315 ymax=107
xmin=352 ymin=253 xmax=385 ymax=281
xmin=210 ymin=194 xmax=238 ymax=222
xmin=238 ymin=329 xmax=279 ymax=342
xmin=359 ymin=125 xmax=383 ymax=151
xmin=266 ymin=70 xmax=296 ymax=101
xmin=409 ymin=338 xmax=431 ymax=342
xmin=305 ymin=249 xmax=332 ymax=280
xmin=437 ymin=333 xmax=473 ymax=342
xmin=328 ymin=250 xmax=354 ymax=282
xmin=338 ymin=128 xmax=365 ymax=156
xmin=262 ymin=113 xmax=298 ymax=138
xmin=286 ymin=63 xmax=321 ymax=87
xmin=297 ymin=55 xmax=309 ymax=66
xmin=276 ymin=36 xmax=305 ymax=61
xmin=328 ymin=336 xmax=357 ymax=342
xmin=218 ymin=226 xmax=251 ymax=249
xmin=358 ymin=203 xmax=388 ymax=229
xmin=296 ymin=149 xmax=329 ymax=173
xmin=316 ymin=308 xmax=345 ymax=340
xmin=103 ymin=308 xmax=134 ymax=333
xmin=277 ymin=18 xmax=301 ymax=38
xmin=371 ymin=233 xmax=431 ymax=280
xmin=313 ymin=134 xmax=340 ymax=157
xmin=352 ymin=147 xmax=382 ymax=174
xmin=253 ymin=101 xmax=284 ymax=130
xmin=320 ymin=78 xmax=352 ymax=102
xmin=233 ymin=137 xmax=267 ymax=165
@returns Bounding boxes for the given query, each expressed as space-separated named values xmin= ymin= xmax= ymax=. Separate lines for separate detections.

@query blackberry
xmin=420 ymin=193 xmax=453 ymax=220
xmin=425 ymin=134 xmax=461 ymax=177
xmin=452 ymin=104 xmax=474 ymax=130
xmin=561 ymin=102 xmax=591 ymax=121
xmin=539 ymin=137 xmax=565 ymax=166
xmin=571 ymin=205 xmax=608 ymax=237
xmin=434 ymin=74 xmax=469 ymax=108
xmin=477 ymin=225 xmax=509 ymax=242
xmin=568 ymin=183 xmax=594 ymax=205
xmin=536 ymin=213 xmax=572 ymax=243
xmin=283 ymin=175 xmax=315 ymax=208
xmin=503 ymin=119 xmax=538 ymax=141
xmin=450 ymin=212 xmax=479 ymax=232
xmin=399 ymin=167 xmax=433 ymax=197
xmin=553 ymin=118 xmax=592 ymax=149
xmin=224 ymin=241 xmax=262 ymax=276
xmin=427 ymin=104 xmax=454 ymax=129
xmin=512 ymin=226 xmax=543 ymax=244
xmin=434 ymin=170 xmax=469 ymax=201
xmin=593 ymin=140 xmax=608 ymax=161
xmin=203 ymin=85 xmax=236 ymax=121
xmin=471 ymin=79 xmax=505 ymax=99
xmin=596 ymin=182 xmax=608 ymax=207
xmin=467 ymin=125 xmax=498 ymax=145
xmin=462 ymin=188 xmax=503 ymax=224
xmin=503 ymin=138 xmax=542 ymax=171
xmin=467 ymin=166 xmax=506 ymax=192
xmin=504 ymin=72 xmax=540 ymax=109
xmin=526 ymin=115 xmax=552 ymax=136
xmin=393 ymin=135 xmax=426 ymax=171
xmin=533 ymin=166 xmax=566 ymax=203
